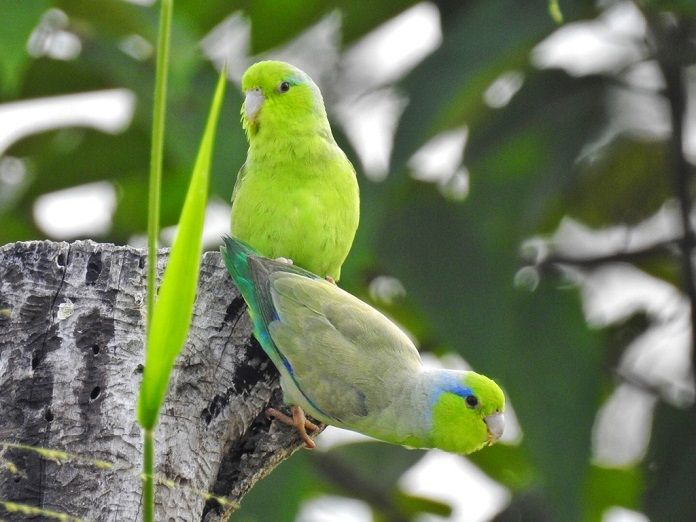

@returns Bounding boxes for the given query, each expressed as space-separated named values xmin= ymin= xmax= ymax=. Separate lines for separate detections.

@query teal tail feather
xmin=220 ymin=235 xmax=259 ymax=307
xmin=220 ymin=236 xmax=292 ymax=367
xmin=220 ymin=235 xmax=281 ymax=366
xmin=220 ymin=235 xmax=291 ymax=373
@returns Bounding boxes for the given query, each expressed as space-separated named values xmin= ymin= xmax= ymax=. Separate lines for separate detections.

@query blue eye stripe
xmin=283 ymin=76 xmax=302 ymax=87
xmin=430 ymin=380 xmax=473 ymax=408
xmin=449 ymin=384 xmax=473 ymax=399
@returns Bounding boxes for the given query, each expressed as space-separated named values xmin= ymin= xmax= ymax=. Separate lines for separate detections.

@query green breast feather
xmin=230 ymin=60 xmax=359 ymax=281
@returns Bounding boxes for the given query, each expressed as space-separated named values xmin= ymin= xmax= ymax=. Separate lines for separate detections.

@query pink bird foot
xmin=266 ymin=405 xmax=319 ymax=449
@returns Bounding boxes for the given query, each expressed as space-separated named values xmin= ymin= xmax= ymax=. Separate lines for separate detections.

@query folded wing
xmin=267 ymin=273 xmax=422 ymax=423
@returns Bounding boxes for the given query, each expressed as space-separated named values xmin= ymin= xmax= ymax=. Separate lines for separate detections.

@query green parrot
xmin=221 ymin=236 xmax=506 ymax=453
xmin=231 ymin=60 xmax=359 ymax=282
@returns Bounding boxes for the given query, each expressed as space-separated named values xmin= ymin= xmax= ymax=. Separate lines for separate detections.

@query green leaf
xmin=55 ymin=0 xmax=154 ymax=39
xmin=137 ymin=68 xmax=226 ymax=429
xmin=641 ymin=0 xmax=696 ymax=16
xmin=468 ymin=443 xmax=536 ymax=492
xmin=233 ymin=0 xmax=426 ymax=54
xmin=245 ymin=0 xmax=328 ymax=53
xmin=338 ymin=0 xmax=421 ymax=45
xmin=511 ymin=282 xmax=605 ymax=521
xmin=560 ymin=136 xmax=671 ymax=228
xmin=549 ymin=0 xmax=564 ymax=24
xmin=393 ymin=491 xmax=452 ymax=518
xmin=0 ymin=0 xmax=48 ymax=98
xmin=13 ymin=129 xmax=150 ymax=202
xmin=584 ymin=465 xmax=643 ymax=522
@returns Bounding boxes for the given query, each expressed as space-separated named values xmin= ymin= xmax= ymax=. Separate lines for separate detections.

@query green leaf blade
xmin=0 ymin=0 xmax=49 ymax=98
xmin=549 ymin=0 xmax=564 ymax=24
xmin=137 ymin=68 xmax=227 ymax=429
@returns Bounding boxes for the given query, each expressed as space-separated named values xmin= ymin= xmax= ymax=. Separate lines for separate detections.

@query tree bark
xmin=0 ymin=240 xmax=315 ymax=521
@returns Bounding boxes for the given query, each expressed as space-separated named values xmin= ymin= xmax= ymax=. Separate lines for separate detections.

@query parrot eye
xmin=465 ymin=395 xmax=479 ymax=408
xmin=279 ymin=81 xmax=291 ymax=93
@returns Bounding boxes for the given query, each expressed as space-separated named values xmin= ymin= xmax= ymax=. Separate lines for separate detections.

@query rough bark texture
xmin=0 ymin=240 xmax=316 ymax=521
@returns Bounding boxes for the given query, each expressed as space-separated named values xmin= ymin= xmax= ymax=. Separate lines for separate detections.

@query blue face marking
xmin=449 ymin=384 xmax=473 ymax=399
xmin=285 ymin=75 xmax=302 ymax=86
xmin=430 ymin=374 xmax=473 ymax=408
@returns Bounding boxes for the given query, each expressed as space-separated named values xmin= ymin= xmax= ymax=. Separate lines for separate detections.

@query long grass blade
xmin=143 ymin=1 xmax=172 ymax=518
xmin=147 ymin=0 xmax=172 ymax=339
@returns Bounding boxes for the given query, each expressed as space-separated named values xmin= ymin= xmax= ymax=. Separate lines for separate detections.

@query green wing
xmin=267 ymin=273 xmax=422 ymax=423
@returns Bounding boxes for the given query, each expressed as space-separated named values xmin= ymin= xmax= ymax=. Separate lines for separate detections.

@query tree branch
xmin=527 ymin=237 xmax=679 ymax=274
xmin=649 ymin=15 xmax=696 ymax=383
xmin=0 ymin=240 xmax=318 ymax=521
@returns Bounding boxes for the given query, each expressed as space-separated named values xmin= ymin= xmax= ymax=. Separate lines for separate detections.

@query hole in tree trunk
xmin=85 ymin=251 xmax=103 ymax=285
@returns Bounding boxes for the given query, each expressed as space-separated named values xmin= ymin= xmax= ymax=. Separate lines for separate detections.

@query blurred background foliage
xmin=2 ymin=0 xmax=696 ymax=520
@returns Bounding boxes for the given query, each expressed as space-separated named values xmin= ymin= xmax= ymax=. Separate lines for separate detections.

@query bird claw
xmin=324 ymin=275 xmax=336 ymax=285
xmin=274 ymin=257 xmax=293 ymax=265
xmin=265 ymin=406 xmax=319 ymax=449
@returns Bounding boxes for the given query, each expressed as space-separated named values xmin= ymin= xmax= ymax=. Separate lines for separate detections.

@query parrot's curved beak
xmin=484 ymin=412 xmax=505 ymax=443
xmin=244 ymin=88 xmax=264 ymax=122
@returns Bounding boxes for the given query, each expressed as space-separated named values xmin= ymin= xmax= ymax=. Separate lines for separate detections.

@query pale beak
xmin=484 ymin=412 xmax=505 ymax=443
xmin=244 ymin=88 xmax=264 ymax=121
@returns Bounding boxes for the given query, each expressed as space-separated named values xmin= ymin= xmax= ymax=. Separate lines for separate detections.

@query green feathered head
xmin=430 ymin=371 xmax=506 ymax=455
xmin=240 ymin=60 xmax=328 ymax=138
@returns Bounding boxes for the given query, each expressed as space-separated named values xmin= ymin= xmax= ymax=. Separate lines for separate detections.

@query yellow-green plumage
xmin=231 ymin=60 xmax=359 ymax=281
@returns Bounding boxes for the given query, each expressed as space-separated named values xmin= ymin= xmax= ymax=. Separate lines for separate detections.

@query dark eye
xmin=465 ymin=395 xmax=479 ymax=408
xmin=279 ymin=81 xmax=290 ymax=93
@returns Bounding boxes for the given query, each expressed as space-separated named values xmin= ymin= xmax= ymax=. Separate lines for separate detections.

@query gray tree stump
xmin=0 ymin=240 xmax=316 ymax=521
